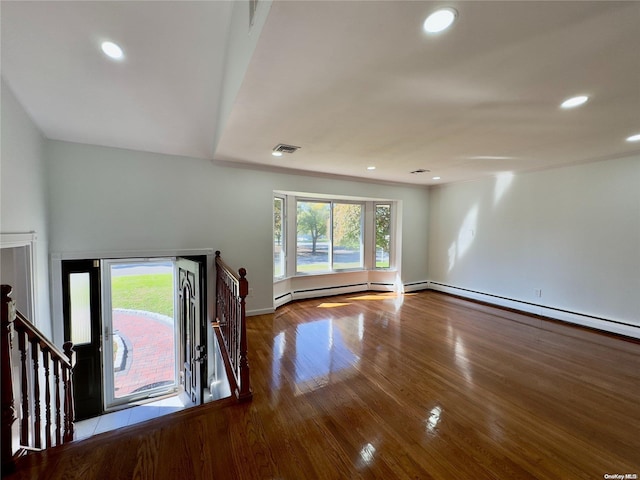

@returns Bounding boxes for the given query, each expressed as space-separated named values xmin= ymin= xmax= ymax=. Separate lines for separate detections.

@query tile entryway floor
xmin=74 ymin=393 xmax=190 ymax=441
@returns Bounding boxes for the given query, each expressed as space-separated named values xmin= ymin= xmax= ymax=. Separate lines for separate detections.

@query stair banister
xmin=1 ymin=284 xmax=75 ymax=474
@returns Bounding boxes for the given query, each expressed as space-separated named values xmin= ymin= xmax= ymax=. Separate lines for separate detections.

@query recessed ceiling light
xmin=432 ymin=176 xmax=441 ymax=180
xmin=560 ymin=95 xmax=589 ymax=109
xmin=626 ymin=133 xmax=640 ymax=142
xmin=423 ymin=8 xmax=457 ymax=34
xmin=271 ymin=151 xmax=283 ymax=157
xmin=367 ymin=166 xmax=376 ymax=171
xmin=101 ymin=41 xmax=124 ymax=60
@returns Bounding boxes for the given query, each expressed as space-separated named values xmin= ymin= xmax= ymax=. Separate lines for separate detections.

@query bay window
xmin=275 ymin=192 xmax=395 ymax=279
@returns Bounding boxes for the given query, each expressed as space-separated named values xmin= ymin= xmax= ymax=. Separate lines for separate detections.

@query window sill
xmin=274 ymin=268 xmax=397 ymax=283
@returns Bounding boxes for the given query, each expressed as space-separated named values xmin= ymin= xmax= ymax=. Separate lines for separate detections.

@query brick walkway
xmin=113 ymin=311 xmax=175 ymax=397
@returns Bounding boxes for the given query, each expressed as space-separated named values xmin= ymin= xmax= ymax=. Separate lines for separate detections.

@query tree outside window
xmin=277 ymin=195 xmax=394 ymax=277
xmin=375 ymin=204 xmax=391 ymax=269
xmin=332 ymin=203 xmax=363 ymax=270
xmin=296 ymin=201 xmax=330 ymax=273
xmin=274 ymin=197 xmax=285 ymax=278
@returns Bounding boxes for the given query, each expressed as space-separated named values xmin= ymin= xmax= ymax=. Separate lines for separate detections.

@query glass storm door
xmin=101 ymin=259 xmax=177 ymax=409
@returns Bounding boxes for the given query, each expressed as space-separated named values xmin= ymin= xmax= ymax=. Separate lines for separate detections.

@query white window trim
xmin=273 ymin=195 xmax=286 ymax=280
xmin=273 ymin=192 xmax=401 ymax=291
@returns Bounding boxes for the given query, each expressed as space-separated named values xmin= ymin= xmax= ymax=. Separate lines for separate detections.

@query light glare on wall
xmin=626 ymin=133 xmax=640 ymax=142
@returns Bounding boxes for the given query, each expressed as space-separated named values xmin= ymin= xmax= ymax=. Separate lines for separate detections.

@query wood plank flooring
xmin=6 ymin=291 xmax=640 ymax=479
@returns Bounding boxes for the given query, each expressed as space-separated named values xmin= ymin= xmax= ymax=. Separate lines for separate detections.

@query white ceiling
xmin=2 ymin=1 xmax=640 ymax=186
xmin=1 ymin=1 xmax=236 ymax=159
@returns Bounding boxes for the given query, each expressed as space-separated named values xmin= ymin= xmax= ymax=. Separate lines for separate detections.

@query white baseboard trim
xmin=367 ymin=280 xmax=430 ymax=293
xmin=292 ymin=283 xmax=368 ymax=301
xmin=404 ymin=281 xmax=431 ymax=293
xmin=428 ymin=282 xmax=640 ymax=340
xmin=247 ymin=307 xmax=275 ymax=317
xmin=368 ymin=283 xmax=395 ymax=292
xmin=273 ymin=279 xmax=431 ymax=309
xmin=274 ymin=292 xmax=293 ymax=309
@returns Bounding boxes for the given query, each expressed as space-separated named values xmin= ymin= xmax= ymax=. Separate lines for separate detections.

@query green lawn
xmin=111 ymin=273 xmax=174 ymax=317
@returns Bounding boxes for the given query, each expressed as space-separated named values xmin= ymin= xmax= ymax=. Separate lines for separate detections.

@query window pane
xmin=110 ymin=261 xmax=175 ymax=399
xmin=274 ymin=197 xmax=285 ymax=278
xmin=70 ymin=272 xmax=91 ymax=345
xmin=297 ymin=201 xmax=330 ymax=274
xmin=375 ymin=204 xmax=391 ymax=269
xmin=333 ymin=203 xmax=363 ymax=270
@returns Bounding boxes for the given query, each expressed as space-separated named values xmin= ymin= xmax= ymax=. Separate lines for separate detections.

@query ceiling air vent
xmin=273 ymin=144 xmax=301 ymax=154
xmin=410 ymin=169 xmax=430 ymax=174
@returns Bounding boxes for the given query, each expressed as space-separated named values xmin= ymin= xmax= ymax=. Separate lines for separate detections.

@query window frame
xmin=331 ymin=201 xmax=365 ymax=272
xmin=274 ymin=192 xmax=396 ymax=280
xmin=273 ymin=195 xmax=286 ymax=279
xmin=374 ymin=202 xmax=393 ymax=270
xmin=295 ymin=199 xmax=332 ymax=275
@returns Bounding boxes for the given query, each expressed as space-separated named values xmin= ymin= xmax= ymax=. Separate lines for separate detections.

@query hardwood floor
xmin=6 ymin=291 xmax=640 ymax=479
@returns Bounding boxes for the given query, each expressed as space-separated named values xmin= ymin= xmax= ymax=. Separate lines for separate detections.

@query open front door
xmin=177 ymin=258 xmax=205 ymax=405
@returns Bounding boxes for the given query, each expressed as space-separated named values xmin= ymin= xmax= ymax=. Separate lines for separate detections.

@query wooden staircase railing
xmin=1 ymin=285 xmax=75 ymax=475
xmin=213 ymin=251 xmax=252 ymax=402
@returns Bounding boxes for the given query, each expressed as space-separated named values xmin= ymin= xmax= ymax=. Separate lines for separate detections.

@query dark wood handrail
xmin=1 ymin=285 xmax=75 ymax=474
xmin=14 ymin=311 xmax=71 ymax=371
xmin=214 ymin=251 xmax=252 ymax=402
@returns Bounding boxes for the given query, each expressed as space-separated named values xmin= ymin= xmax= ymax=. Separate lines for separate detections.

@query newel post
xmin=1 ymin=285 xmax=17 ymax=474
xmin=215 ymin=251 xmax=221 ymax=323
xmin=62 ymin=342 xmax=75 ymax=442
xmin=237 ymin=268 xmax=252 ymax=401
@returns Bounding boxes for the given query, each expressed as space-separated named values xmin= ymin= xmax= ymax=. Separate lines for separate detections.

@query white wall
xmin=213 ymin=0 xmax=272 ymax=152
xmin=0 ymin=79 xmax=52 ymax=336
xmin=428 ymin=156 xmax=640 ymax=332
xmin=46 ymin=140 xmax=430 ymax=317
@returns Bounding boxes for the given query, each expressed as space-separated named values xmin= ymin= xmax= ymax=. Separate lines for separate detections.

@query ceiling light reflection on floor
xmin=359 ymin=443 xmax=376 ymax=466
xmin=426 ymin=406 xmax=443 ymax=435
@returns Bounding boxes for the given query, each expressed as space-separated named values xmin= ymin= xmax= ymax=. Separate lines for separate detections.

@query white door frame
xmin=0 ymin=232 xmax=37 ymax=322
xmin=101 ymin=257 xmax=179 ymax=410
xmin=51 ymin=248 xmax=214 ymax=351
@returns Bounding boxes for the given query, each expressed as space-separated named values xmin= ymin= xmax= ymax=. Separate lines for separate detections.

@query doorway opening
xmin=62 ymin=255 xmax=208 ymax=421
xmin=102 ymin=260 xmax=177 ymax=409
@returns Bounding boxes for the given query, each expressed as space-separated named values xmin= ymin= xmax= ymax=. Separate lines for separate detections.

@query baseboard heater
xmin=294 ymin=283 xmax=368 ymax=295
xmin=429 ymin=282 xmax=640 ymax=339
xmin=275 ymin=281 xmax=430 ymax=308
xmin=404 ymin=280 xmax=430 ymax=291
xmin=273 ymin=292 xmax=293 ymax=309
xmin=274 ymin=283 xmax=369 ymax=308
